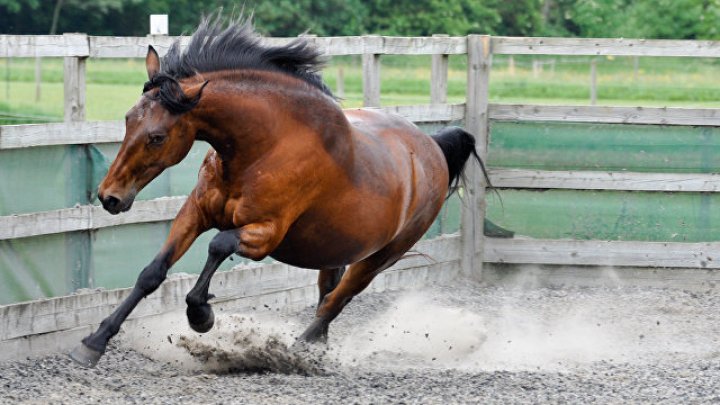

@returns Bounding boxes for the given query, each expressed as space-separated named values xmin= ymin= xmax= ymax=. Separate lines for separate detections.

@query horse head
xmin=98 ymin=46 xmax=207 ymax=214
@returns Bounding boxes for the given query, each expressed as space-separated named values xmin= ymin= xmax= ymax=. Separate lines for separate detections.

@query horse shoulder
xmin=189 ymin=149 xmax=234 ymax=228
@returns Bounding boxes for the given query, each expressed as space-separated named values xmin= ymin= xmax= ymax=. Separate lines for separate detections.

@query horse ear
xmin=146 ymin=45 xmax=160 ymax=79
xmin=184 ymin=80 xmax=209 ymax=102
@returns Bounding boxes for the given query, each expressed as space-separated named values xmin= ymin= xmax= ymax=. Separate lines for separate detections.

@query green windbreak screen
xmin=489 ymin=121 xmax=720 ymax=173
xmin=0 ymin=145 xmax=84 ymax=215
xmin=484 ymin=120 xmax=720 ymax=242
xmin=0 ymin=234 xmax=70 ymax=303
xmin=485 ymin=189 xmax=718 ymax=242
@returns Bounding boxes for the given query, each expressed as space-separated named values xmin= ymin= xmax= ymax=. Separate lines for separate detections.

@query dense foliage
xmin=1 ymin=0 xmax=719 ymax=39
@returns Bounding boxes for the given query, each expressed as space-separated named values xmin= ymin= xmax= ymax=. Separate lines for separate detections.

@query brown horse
xmin=70 ymin=16 xmax=485 ymax=367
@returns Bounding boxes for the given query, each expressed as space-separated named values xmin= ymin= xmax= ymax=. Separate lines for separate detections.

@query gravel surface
xmin=3 ymin=280 xmax=720 ymax=404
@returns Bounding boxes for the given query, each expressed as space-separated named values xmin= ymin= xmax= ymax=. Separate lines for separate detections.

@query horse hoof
xmin=297 ymin=318 xmax=328 ymax=344
xmin=69 ymin=343 xmax=103 ymax=368
xmin=187 ymin=305 xmax=215 ymax=333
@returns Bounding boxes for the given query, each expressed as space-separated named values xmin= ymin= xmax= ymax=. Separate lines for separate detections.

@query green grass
xmin=0 ymin=54 xmax=719 ymax=122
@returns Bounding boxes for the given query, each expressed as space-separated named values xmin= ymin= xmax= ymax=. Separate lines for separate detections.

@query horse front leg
xmin=185 ymin=220 xmax=287 ymax=333
xmin=69 ymin=201 xmax=207 ymax=368
xmin=185 ymin=230 xmax=240 ymax=333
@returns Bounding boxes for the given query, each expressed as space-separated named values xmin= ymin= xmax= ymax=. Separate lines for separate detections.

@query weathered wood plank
xmin=492 ymin=36 xmax=720 ymax=57
xmin=461 ymin=35 xmax=492 ymax=279
xmin=6 ymin=35 xmax=720 ymax=59
xmin=314 ymin=36 xmax=467 ymax=55
xmin=0 ymin=104 xmax=459 ymax=150
xmin=63 ymin=46 xmax=86 ymax=123
xmin=0 ymin=121 xmax=124 ymax=149
xmin=0 ymin=34 xmax=89 ymax=57
xmin=482 ymin=263 xmax=720 ymax=290
xmin=431 ymin=34 xmax=449 ymax=105
xmin=362 ymin=49 xmax=381 ymax=107
xmin=8 ymin=103 xmax=720 ymax=149
xmin=484 ymin=238 xmax=720 ymax=269
xmin=91 ymin=196 xmax=186 ymax=228
xmin=372 ymin=103 xmax=465 ymax=123
xmin=88 ymin=35 xmax=192 ymax=58
xmin=87 ymin=35 xmax=468 ymax=58
xmin=0 ymin=197 xmax=186 ymax=240
xmin=489 ymin=169 xmax=720 ymax=192
xmin=489 ymin=104 xmax=720 ymax=126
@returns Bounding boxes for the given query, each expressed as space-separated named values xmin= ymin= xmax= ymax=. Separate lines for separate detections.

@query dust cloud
xmin=120 ymin=279 xmax=709 ymax=375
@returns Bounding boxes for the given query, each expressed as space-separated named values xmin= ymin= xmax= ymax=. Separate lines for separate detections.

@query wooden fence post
xmin=62 ymin=33 xmax=91 ymax=291
xmin=633 ymin=56 xmax=639 ymax=83
xmin=63 ymin=33 xmax=87 ymax=123
xmin=5 ymin=58 xmax=10 ymax=101
xmin=590 ymin=58 xmax=598 ymax=106
xmin=34 ymin=57 xmax=41 ymax=102
xmin=431 ymin=34 xmax=449 ymax=105
xmin=461 ymin=35 xmax=491 ymax=279
xmin=362 ymin=35 xmax=381 ymax=107
xmin=336 ymin=66 xmax=345 ymax=98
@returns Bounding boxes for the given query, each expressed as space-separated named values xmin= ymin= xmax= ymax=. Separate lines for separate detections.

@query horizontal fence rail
xmin=489 ymin=169 xmax=720 ymax=192
xmin=4 ymin=34 xmax=720 ymax=58
xmin=0 ymin=105 xmax=461 ymax=150
xmin=489 ymin=104 xmax=720 ymax=127
xmin=0 ymin=34 xmax=89 ymax=57
xmin=491 ymin=36 xmax=720 ymax=57
xmin=4 ymin=103 xmax=720 ymax=150
xmin=485 ymin=238 xmax=720 ymax=269
xmin=0 ymin=197 xmax=186 ymax=240
xmin=0 ymin=121 xmax=124 ymax=149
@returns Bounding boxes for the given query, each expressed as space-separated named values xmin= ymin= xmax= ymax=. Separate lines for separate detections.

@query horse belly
xmin=269 ymin=203 xmax=395 ymax=269
xmin=270 ymin=229 xmax=370 ymax=269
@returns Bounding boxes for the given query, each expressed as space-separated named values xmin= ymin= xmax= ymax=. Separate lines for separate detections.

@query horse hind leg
xmin=299 ymin=242 xmax=409 ymax=343
xmin=185 ymin=229 xmax=240 ymax=333
xmin=317 ymin=267 xmax=345 ymax=307
xmin=314 ymin=267 xmax=346 ymax=341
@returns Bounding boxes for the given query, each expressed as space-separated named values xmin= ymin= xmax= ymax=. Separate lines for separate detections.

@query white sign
xmin=150 ymin=14 xmax=169 ymax=35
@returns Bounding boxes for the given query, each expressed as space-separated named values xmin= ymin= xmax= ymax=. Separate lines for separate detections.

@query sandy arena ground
xmin=2 ymin=278 xmax=720 ymax=404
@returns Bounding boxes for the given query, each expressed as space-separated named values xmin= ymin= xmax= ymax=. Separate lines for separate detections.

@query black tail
xmin=431 ymin=126 xmax=492 ymax=196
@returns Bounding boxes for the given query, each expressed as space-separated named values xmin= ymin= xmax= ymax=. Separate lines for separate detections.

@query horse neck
xmin=190 ymin=74 xmax=352 ymax=172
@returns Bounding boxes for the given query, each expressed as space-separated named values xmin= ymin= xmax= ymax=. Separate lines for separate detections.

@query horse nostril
xmin=102 ymin=195 xmax=121 ymax=211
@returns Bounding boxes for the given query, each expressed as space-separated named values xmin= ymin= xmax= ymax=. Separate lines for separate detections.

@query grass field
xmin=1 ymin=54 xmax=719 ymax=123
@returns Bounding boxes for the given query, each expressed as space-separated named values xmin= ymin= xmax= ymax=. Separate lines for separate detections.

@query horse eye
xmin=148 ymin=133 xmax=167 ymax=145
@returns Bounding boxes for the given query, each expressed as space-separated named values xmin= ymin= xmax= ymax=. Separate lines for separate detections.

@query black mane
xmin=144 ymin=14 xmax=333 ymax=114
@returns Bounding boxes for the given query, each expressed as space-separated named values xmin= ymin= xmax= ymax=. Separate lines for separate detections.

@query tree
xmin=365 ymin=0 xmax=501 ymax=36
xmin=1 ymin=0 xmax=719 ymax=39
xmin=570 ymin=0 xmax=630 ymax=38
xmin=496 ymin=0 xmax=543 ymax=37
xmin=621 ymin=0 xmax=706 ymax=39
xmin=0 ymin=0 xmax=38 ymax=13
xmin=250 ymin=0 xmax=367 ymax=36
xmin=698 ymin=0 xmax=720 ymax=39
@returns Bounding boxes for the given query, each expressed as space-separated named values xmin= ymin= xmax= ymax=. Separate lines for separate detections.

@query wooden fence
xmin=2 ymin=33 xmax=720 ymax=275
